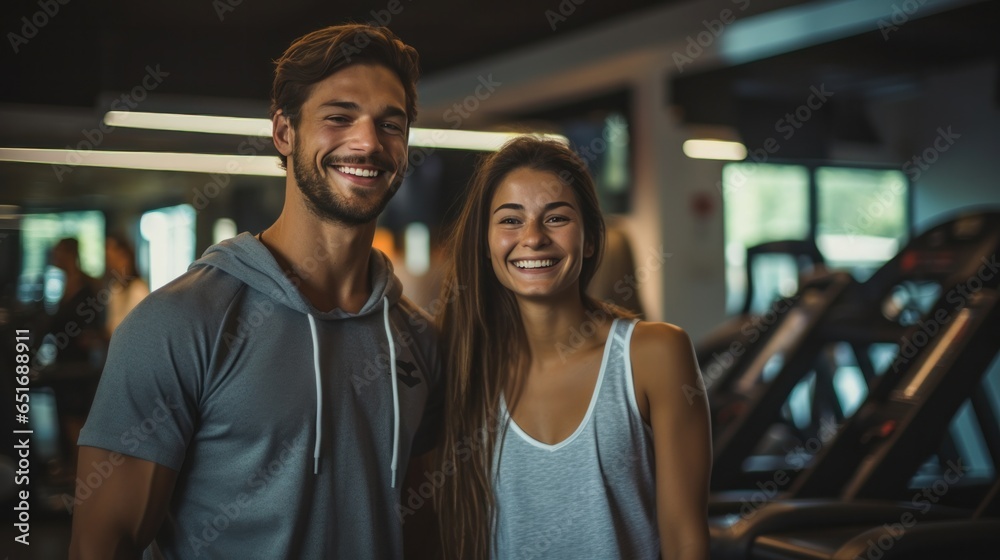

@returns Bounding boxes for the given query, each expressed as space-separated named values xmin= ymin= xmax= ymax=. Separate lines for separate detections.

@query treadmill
xmin=711 ymin=272 xmax=859 ymax=490
xmin=711 ymin=210 xmax=1000 ymax=492
xmin=698 ymin=239 xmax=828 ymax=411
xmin=753 ymin=478 xmax=1000 ymax=559
xmin=710 ymin=284 xmax=1000 ymax=559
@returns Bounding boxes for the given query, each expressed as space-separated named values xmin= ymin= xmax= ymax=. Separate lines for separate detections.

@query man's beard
xmin=292 ymin=142 xmax=404 ymax=225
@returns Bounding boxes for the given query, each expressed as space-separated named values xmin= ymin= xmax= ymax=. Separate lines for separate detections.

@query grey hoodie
xmin=78 ymin=232 xmax=443 ymax=559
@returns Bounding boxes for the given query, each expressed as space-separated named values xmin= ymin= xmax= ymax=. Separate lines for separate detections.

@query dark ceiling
xmin=672 ymin=0 xmax=1000 ymax=123
xmin=670 ymin=0 xmax=1000 ymax=157
xmin=1 ymin=0 xmax=997 ymax=211
xmin=1 ymin=0 xmax=678 ymax=109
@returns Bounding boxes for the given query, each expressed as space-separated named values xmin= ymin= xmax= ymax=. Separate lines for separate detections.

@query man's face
xmin=287 ymin=63 xmax=409 ymax=225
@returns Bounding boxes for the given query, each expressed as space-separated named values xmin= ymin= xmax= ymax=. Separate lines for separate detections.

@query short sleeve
xmin=77 ymin=283 xmax=211 ymax=471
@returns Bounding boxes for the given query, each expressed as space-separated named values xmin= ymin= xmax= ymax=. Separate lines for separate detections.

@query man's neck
xmin=261 ymin=211 xmax=377 ymax=313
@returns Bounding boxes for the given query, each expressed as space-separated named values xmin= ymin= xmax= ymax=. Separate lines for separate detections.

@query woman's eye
xmin=498 ymin=217 xmax=520 ymax=225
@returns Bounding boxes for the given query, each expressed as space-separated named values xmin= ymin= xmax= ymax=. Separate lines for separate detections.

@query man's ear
xmin=272 ymin=110 xmax=294 ymax=160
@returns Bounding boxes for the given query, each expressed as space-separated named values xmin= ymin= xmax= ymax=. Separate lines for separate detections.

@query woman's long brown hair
xmin=435 ymin=137 xmax=628 ymax=559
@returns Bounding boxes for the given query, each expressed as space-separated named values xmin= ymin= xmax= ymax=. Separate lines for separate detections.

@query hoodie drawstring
xmin=383 ymin=296 xmax=400 ymax=488
xmin=307 ymin=314 xmax=323 ymax=475
xmin=305 ymin=301 xmax=399 ymax=487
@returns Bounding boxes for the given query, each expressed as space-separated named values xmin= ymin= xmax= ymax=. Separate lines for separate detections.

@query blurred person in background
xmin=103 ymin=233 xmax=149 ymax=337
xmin=44 ymin=238 xmax=103 ymax=363
xmin=587 ymin=218 xmax=646 ymax=317
xmin=38 ymin=237 xmax=104 ymax=470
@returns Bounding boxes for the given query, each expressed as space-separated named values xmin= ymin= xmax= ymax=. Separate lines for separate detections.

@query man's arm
xmin=69 ymin=446 xmax=178 ymax=560
xmin=632 ymin=322 xmax=712 ymax=560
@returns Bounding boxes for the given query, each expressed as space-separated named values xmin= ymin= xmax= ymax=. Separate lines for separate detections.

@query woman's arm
xmin=631 ymin=322 xmax=712 ymax=560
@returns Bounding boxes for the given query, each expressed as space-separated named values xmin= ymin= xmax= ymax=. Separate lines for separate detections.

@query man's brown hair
xmin=270 ymin=24 xmax=420 ymax=168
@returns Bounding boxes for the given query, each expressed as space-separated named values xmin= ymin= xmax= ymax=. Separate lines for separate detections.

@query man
xmin=42 ymin=238 xmax=103 ymax=466
xmin=46 ymin=238 xmax=102 ymax=364
xmin=70 ymin=25 xmax=442 ymax=559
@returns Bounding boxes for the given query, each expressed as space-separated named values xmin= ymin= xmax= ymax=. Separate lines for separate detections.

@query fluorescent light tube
xmin=0 ymin=147 xmax=285 ymax=176
xmin=682 ymin=139 xmax=747 ymax=161
xmin=103 ymin=111 xmax=568 ymax=150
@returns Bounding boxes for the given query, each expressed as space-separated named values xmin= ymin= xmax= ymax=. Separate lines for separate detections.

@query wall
xmin=417 ymin=0 xmax=803 ymax=339
xmin=905 ymin=62 xmax=1000 ymax=229
xmin=416 ymin=0 xmax=999 ymax=340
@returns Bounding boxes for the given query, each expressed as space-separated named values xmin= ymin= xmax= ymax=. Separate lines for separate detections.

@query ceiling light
xmin=682 ymin=139 xmax=747 ymax=161
xmin=104 ymin=111 xmax=269 ymax=136
xmin=0 ymin=148 xmax=284 ymax=176
xmin=103 ymin=111 xmax=568 ymax=150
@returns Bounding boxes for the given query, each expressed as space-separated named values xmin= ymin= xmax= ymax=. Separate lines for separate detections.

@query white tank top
xmin=493 ymin=318 xmax=659 ymax=559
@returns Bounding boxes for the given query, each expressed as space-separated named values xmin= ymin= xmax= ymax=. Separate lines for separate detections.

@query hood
xmin=191 ymin=232 xmax=402 ymax=319
xmin=189 ymin=232 xmax=405 ymax=486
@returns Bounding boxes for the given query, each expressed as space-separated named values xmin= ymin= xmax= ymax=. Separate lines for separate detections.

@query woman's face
xmin=487 ymin=167 xmax=592 ymax=301
xmin=105 ymin=241 xmax=127 ymax=273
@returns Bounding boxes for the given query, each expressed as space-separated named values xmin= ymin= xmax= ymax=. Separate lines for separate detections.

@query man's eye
xmin=381 ymin=122 xmax=405 ymax=132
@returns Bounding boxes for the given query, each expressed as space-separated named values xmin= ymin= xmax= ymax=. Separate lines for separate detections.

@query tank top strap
xmin=610 ymin=316 xmax=640 ymax=351
xmin=594 ymin=317 xmax=642 ymax=418
xmin=492 ymin=314 xmax=660 ymax=559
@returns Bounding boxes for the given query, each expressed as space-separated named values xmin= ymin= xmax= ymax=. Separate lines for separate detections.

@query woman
xmin=436 ymin=137 xmax=712 ymax=559
xmin=104 ymin=232 xmax=149 ymax=337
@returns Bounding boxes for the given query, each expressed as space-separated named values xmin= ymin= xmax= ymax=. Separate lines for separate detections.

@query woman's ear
xmin=584 ymin=237 xmax=595 ymax=258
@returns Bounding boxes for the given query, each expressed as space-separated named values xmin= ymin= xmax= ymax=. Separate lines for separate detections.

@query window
xmin=816 ymin=167 xmax=908 ymax=281
xmin=18 ymin=210 xmax=105 ymax=305
xmin=723 ymin=163 xmax=911 ymax=315
xmin=723 ymin=164 xmax=809 ymax=314
xmin=139 ymin=204 xmax=196 ymax=291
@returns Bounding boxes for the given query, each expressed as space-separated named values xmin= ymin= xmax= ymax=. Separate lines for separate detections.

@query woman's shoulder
xmin=629 ymin=320 xmax=693 ymax=353
xmin=628 ymin=321 xmax=699 ymax=385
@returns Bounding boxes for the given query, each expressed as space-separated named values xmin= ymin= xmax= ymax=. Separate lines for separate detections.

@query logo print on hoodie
xmin=394 ymin=360 xmax=422 ymax=388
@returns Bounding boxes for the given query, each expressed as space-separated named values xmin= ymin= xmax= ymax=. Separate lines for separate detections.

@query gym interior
xmin=2 ymin=0 xmax=999 ymax=558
